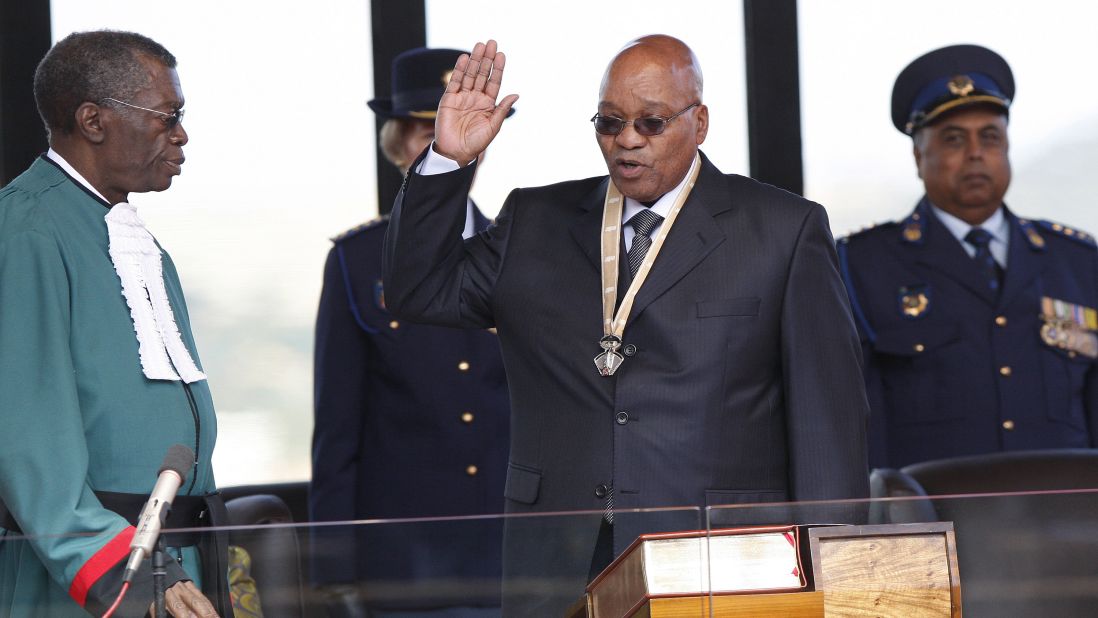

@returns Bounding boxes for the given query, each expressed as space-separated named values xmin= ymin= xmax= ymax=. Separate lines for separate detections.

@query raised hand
xmin=434 ymin=39 xmax=519 ymax=166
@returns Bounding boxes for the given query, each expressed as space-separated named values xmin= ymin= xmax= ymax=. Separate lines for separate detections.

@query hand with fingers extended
xmin=434 ymin=39 xmax=519 ymax=166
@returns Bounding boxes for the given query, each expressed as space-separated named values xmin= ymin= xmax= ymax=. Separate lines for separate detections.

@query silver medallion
xmin=594 ymin=335 xmax=625 ymax=376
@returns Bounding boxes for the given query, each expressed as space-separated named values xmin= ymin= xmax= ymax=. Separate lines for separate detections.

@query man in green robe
xmin=0 ymin=31 xmax=226 ymax=616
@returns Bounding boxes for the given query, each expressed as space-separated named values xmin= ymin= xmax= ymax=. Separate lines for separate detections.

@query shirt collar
xmin=46 ymin=148 xmax=112 ymax=204
xmin=930 ymin=202 xmax=1009 ymax=245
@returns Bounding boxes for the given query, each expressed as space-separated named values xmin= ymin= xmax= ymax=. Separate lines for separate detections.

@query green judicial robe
xmin=0 ymin=157 xmax=218 ymax=616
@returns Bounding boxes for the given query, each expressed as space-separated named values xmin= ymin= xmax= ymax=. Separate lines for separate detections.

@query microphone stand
xmin=152 ymin=536 xmax=167 ymax=618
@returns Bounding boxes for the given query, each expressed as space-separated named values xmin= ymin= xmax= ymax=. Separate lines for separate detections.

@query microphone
xmin=122 ymin=444 xmax=195 ymax=583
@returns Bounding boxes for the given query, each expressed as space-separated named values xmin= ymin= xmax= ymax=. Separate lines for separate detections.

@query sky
xmin=45 ymin=0 xmax=1098 ymax=484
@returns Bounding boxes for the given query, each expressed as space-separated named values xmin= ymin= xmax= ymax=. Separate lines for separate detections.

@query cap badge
xmin=948 ymin=75 xmax=975 ymax=97
xmin=442 ymin=69 xmax=454 ymax=86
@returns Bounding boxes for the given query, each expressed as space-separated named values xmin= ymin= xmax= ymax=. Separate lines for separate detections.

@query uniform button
xmin=995 ymin=316 xmax=1007 ymax=327
xmin=1002 ymin=420 xmax=1015 ymax=431
xmin=458 ymin=361 xmax=470 ymax=372
xmin=623 ymin=344 xmax=638 ymax=357
xmin=465 ymin=465 xmax=478 ymax=476
xmin=615 ymin=411 xmax=629 ymax=425
xmin=913 ymin=344 xmax=925 ymax=353
xmin=999 ymin=366 xmax=1012 ymax=377
xmin=389 ymin=320 xmax=400 ymax=329
xmin=461 ymin=412 xmax=474 ymax=424
xmin=594 ymin=484 xmax=609 ymax=498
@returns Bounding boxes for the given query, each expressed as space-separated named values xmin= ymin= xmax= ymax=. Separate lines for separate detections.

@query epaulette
xmin=1031 ymin=219 xmax=1096 ymax=249
xmin=837 ymin=220 xmax=898 ymax=245
xmin=330 ymin=214 xmax=390 ymax=243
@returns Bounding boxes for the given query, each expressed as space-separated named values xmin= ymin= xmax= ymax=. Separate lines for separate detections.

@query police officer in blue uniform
xmin=839 ymin=44 xmax=1098 ymax=469
xmin=309 ymin=48 xmax=511 ymax=617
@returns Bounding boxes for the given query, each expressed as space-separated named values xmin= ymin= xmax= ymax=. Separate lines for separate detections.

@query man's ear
xmin=74 ymin=102 xmax=106 ymax=144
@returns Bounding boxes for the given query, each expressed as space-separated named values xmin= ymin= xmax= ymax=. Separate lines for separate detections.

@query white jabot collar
xmin=48 ymin=149 xmax=205 ymax=382
xmin=104 ymin=204 xmax=206 ymax=383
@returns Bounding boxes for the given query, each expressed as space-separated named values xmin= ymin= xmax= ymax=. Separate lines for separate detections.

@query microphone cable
xmin=101 ymin=581 xmax=130 ymax=618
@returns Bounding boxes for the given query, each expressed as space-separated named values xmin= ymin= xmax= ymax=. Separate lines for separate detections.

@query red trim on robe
xmin=68 ymin=526 xmax=135 ymax=607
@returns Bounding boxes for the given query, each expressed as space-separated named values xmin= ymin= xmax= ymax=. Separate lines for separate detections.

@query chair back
xmin=872 ymin=449 xmax=1098 ymax=617
xmin=226 ymin=494 xmax=307 ymax=618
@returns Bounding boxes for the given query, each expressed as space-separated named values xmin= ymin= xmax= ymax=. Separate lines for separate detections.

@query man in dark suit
xmin=839 ymin=44 xmax=1098 ymax=469
xmin=384 ymin=36 xmax=869 ymax=614
xmin=309 ymin=48 xmax=510 ymax=617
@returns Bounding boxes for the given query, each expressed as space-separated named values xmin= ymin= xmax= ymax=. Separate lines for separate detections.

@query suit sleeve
xmin=779 ymin=205 xmax=870 ymax=515
xmin=0 ymin=228 xmax=187 ymax=614
xmin=309 ymin=246 xmax=370 ymax=585
xmin=383 ymin=158 xmax=514 ymax=329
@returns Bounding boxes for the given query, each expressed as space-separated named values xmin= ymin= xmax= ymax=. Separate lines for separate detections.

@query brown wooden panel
xmin=644 ymin=590 xmax=824 ymax=617
xmin=810 ymin=523 xmax=961 ymax=618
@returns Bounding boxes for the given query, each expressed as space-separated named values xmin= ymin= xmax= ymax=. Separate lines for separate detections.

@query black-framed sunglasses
xmin=590 ymin=102 xmax=699 ymax=137
xmin=100 ymin=97 xmax=185 ymax=128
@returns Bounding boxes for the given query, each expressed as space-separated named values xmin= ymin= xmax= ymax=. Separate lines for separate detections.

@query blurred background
xmin=5 ymin=0 xmax=1097 ymax=485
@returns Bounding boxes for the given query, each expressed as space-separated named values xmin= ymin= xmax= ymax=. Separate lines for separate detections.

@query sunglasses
xmin=100 ymin=97 xmax=185 ymax=129
xmin=590 ymin=102 xmax=699 ymax=136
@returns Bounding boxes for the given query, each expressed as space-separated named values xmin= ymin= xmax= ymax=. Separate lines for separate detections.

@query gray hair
xmin=34 ymin=30 xmax=176 ymax=138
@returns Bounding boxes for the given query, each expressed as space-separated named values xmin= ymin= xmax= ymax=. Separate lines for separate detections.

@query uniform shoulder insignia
xmin=1032 ymin=219 xmax=1096 ymax=248
xmin=330 ymin=214 xmax=391 ymax=243
xmin=838 ymin=220 xmax=898 ymax=244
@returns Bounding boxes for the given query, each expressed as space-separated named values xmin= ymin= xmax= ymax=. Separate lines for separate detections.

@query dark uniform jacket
xmin=839 ymin=198 xmax=1098 ymax=469
xmin=384 ymin=151 xmax=870 ymax=615
xmin=309 ymin=208 xmax=510 ymax=609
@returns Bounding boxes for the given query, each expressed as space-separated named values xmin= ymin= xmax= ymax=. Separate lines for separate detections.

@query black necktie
xmin=627 ymin=209 xmax=664 ymax=278
xmin=965 ymin=228 xmax=1003 ymax=293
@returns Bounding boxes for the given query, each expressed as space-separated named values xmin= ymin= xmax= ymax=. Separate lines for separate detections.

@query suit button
xmin=999 ymin=366 xmax=1012 ymax=377
xmin=1002 ymin=420 xmax=1015 ymax=431
xmin=458 ymin=361 xmax=470 ymax=372
xmin=461 ymin=412 xmax=474 ymax=424
xmin=913 ymin=344 xmax=925 ymax=353
xmin=616 ymin=411 xmax=629 ymax=425
xmin=623 ymin=344 xmax=637 ymax=357
xmin=594 ymin=484 xmax=609 ymax=498
xmin=389 ymin=320 xmax=400 ymax=329
xmin=466 ymin=465 xmax=478 ymax=476
xmin=995 ymin=316 xmax=1008 ymax=327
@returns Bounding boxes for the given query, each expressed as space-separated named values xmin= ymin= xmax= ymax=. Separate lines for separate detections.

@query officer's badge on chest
xmin=898 ymin=285 xmax=930 ymax=319
xmin=1040 ymin=297 xmax=1098 ymax=359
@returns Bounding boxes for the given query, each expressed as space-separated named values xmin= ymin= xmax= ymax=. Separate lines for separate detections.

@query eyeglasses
xmin=590 ymin=102 xmax=699 ymax=136
xmin=100 ymin=97 xmax=185 ymax=128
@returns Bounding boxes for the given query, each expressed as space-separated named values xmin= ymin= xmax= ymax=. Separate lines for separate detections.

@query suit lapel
xmin=629 ymin=157 xmax=728 ymax=320
xmin=913 ymin=204 xmax=999 ymax=306
xmin=569 ymin=178 xmax=611 ymax=273
xmin=998 ymin=210 xmax=1046 ymax=309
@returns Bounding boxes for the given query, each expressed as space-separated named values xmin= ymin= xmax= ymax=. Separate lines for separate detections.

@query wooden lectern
xmin=571 ymin=522 xmax=960 ymax=617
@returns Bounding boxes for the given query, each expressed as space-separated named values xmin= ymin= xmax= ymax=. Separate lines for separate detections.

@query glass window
xmin=800 ymin=0 xmax=1098 ymax=237
xmin=50 ymin=1 xmax=375 ymax=484
xmin=427 ymin=0 xmax=749 ymax=218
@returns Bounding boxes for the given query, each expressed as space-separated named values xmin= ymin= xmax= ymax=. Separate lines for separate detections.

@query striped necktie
xmin=965 ymin=228 xmax=1004 ymax=293
xmin=627 ymin=208 xmax=664 ymax=277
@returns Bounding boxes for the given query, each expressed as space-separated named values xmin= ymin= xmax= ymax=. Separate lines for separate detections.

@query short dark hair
xmin=33 ymin=30 xmax=177 ymax=138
